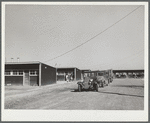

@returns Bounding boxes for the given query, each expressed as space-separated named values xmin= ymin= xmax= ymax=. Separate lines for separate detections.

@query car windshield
xmin=84 ymin=77 xmax=91 ymax=82
xmin=98 ymin=73 xmax=104 ymax=76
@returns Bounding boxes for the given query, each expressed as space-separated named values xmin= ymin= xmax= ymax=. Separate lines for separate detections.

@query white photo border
xmin=1 ymin=2 xmax=149 ymax=121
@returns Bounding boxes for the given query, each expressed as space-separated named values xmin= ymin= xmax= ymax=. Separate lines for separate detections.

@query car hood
xmin=96 ymin=76 xmax=105 ymax=81
xmin=77 ymin=81 xmax=84 ymax=84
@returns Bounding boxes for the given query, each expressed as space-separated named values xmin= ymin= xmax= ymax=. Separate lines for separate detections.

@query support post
xmin=39 ymin=63 xmax=41 ymax=86
xmin=74 ymin=68 xmax=76 ymax=81
xmin=55 ymin=68 xmax=57 ymax=83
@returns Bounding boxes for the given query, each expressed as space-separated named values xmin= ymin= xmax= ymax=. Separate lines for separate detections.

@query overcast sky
xmin=5 ymin=4 xmax=144 ymax=70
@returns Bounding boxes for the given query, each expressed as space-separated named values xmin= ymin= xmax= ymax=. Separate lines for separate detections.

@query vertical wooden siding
xmin=41 ymin=63 xmax=56 ymax=86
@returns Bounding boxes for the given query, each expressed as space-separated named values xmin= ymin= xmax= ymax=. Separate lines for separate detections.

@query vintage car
xmin=97 ymin=72 xmax=108 ymax=86
xmin=96 ymin=76 xmax=105 ymax=87
xmin=77 ymin=77 xmax=99 ymax=92
xmin=97 ymin=70 xmax=114 ymax=86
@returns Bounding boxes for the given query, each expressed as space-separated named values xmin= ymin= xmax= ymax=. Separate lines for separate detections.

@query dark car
xmin=97 ymin=72 xmax=108 ymax=86
xmin=77 ymin=77 xmax=99 ymax=92
xmin=96 ymin=76 xmax=105 ymax=87
xmin=97 ymin=70 xmax=113 ymax=86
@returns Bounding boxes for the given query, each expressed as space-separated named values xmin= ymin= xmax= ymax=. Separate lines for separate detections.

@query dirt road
xmin=5 ymin=79 xmax=144 ymax=110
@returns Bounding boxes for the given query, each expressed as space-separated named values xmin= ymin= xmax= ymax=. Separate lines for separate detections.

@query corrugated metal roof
xmin=57 ymin=67 xmax=77 ymax=69
xmin=113 ymin=69 xmax=144 ymax=71
xmin=56 ymin=67 xmax=82 ymax=71
xmin=5 ymin=61 xmax=56 ymax=69
xmin=81 ymin=69 xmax=91 ymax=71
xmin=5 ymin=61 xmax=41 ymax=65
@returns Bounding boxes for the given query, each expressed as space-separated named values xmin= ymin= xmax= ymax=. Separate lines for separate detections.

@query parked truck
xmin=83 ymin=69 xmax=113 ymax=87
xmin=96 ymin=69 xmax=113 ymax=86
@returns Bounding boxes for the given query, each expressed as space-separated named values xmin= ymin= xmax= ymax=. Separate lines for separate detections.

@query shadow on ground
xmin=111 ymin=85 xmax=144 ymax=88
xmin=71 ymin=89 xmax=98 ymax=92
xmin=98 ymin=91 xmax=144 ymax=98
xmin=71 ymin=89 xmax=144 ymax=98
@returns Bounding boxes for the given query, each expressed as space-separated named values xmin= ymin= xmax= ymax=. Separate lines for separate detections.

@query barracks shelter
xmin=5 ymin=62 xmax=56 ymax=86
xmin=57 ymin=67 xmax=81 ymax=81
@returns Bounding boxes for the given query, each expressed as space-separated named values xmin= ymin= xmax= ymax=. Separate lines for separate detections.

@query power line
xmin=44 ymin=5 xmax=142 ymax=63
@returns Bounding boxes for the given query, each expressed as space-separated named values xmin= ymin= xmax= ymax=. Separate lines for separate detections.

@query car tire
xmin=99 ymin=84 xmax=101 ymax=87
xmin=99 ymin=82 xmax=101 ymax=87
xmin=78 ymin=85 xmax=82 ymax=92
xmin=102 ymin=82 xmax=104 ymax=88
xmin=95 ymin=84 xmax=98 ymax=92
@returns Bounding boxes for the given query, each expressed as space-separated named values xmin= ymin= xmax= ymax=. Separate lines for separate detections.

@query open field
xmin=5 ymin=79 xmax=144 ymax=110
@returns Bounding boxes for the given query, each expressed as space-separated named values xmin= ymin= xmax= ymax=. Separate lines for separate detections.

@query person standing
xmin=66 ymin=74 xmax=69 ymax=82
xmin=71 ymin=74 xmax=73 ymax=81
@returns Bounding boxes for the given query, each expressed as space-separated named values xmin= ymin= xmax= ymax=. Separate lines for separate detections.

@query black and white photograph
xmin=1 ymin=2 xmax=148 ymax=121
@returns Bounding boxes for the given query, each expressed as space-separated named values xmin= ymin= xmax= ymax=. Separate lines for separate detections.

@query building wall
xmin=57 ymin=68 xmax=74 ymax=81
xmin=30 ymin=76 xmax=39 ymax=86
xmin=41 ymin=63 xmax=56 ymax=86
xmin=5 ymin=63 xmax=57 ymax=86
xmin=5 ymin=76 xmax=23 ymax=86
xmin=76 ymin=68 xmax=81 ymax=80
xmin=5 ymin=64 xmax=39 ymax=86
xmin=57 ymin=75 xmax=65 ymax=81
xmin=113 ymin=70 xmax=144 ymax=78
xmin=5 ymin=64 xmax=39 ymax=70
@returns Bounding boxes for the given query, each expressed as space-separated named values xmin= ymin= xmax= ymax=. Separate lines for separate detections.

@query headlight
xmin=90 ymin=79 xmax=93 ymax=82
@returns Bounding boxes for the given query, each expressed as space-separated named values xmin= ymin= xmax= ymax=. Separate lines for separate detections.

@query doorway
xmin=24 ymin=70 xmax=30 ymax=86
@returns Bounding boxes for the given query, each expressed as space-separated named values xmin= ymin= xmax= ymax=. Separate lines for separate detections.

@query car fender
xmin=93 ymin=81 xmax=98 ymax=85
xmin=77 ymin=82 xmax=84 ymax=87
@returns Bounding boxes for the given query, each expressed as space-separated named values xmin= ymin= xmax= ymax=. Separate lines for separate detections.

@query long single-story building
xmin=113 ymin=69 xmax=144 ymax=78
xmin=57 ymin=67 xmax=81 ymax=81
xmin=5 ymin=62 xmax=56 ymax=86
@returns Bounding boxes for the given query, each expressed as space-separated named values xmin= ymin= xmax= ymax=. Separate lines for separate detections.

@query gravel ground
xmin=5 ymin=78 xmax=144 ymax=110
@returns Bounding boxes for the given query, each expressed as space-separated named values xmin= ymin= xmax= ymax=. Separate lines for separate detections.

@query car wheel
xmin=99 ymin=82 xmax=101 ymax=87
xmin=101 ymin=82 xmax=104 ymax=88
xmin=95 ymin=84 xmax=98 ymax=92
xmin=78 ymin=85 xmax=82 ymax=92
